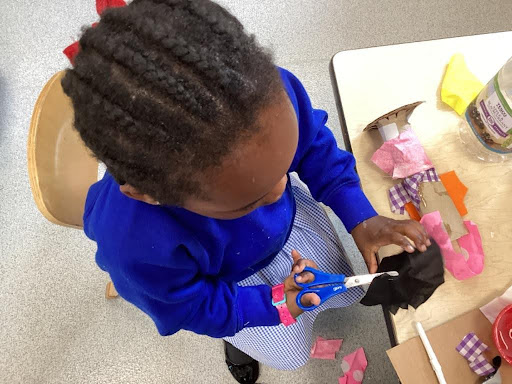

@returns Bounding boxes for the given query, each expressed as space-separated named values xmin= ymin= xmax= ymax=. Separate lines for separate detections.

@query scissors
xmin=294 ymin=266 xmax=399 ymax=311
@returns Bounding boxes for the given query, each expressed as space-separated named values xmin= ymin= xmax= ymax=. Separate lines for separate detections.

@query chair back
xmin=28 ymin=71 xmax=97 ymax=228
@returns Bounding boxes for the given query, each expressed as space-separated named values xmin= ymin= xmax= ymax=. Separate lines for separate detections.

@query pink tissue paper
xmin=339 ymin=347 xmax=368 ymax=384
xmin=371 ymin=129 xmax=433 ymax=179
xmin=420 ymin=211 xmax=484 ymax=280
xmin=310 ymin=336 xmax=343 ymax=360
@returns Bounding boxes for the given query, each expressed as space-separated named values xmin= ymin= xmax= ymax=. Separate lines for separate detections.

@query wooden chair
xmin=28 ymin=70 xmax=118 ymax=299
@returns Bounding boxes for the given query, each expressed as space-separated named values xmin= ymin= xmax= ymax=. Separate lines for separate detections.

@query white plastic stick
xmin=415 ymin=322 xmax=447 ymax=384
xmin=377 ymin=122 xmax=399 ymax=141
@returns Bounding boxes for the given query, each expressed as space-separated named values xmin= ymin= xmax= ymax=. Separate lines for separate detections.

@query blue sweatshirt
xmin=84 ymin=68 xmax=377 ymax=338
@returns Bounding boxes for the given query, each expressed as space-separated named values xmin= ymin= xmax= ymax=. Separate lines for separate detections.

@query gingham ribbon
xmin=456 ymin=333 xmax=495 ymax=377
xmin=388 ymin=168 xmax=439 ymax=214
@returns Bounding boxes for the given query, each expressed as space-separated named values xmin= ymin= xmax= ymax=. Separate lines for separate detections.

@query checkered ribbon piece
xmin=469 ymin=355 xmax=495 ymax=377
xmin=388 ymin=168 xmax=439 ymax=214
xmin=456 ymin=333 xmax=495 ymax=377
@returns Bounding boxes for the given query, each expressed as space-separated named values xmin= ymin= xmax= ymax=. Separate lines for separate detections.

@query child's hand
xmin=282 ymin=250 xmax=320 ymax=318
xmin=351 ymin=216 xmax=431 ymax=274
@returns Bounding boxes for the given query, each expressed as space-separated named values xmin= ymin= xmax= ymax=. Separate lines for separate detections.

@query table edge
xmin=329 ymin=55 xmax=398 ymax=349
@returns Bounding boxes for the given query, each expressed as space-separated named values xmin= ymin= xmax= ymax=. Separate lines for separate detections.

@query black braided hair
xmin=62 ymin=0 xmax=281 ymax=205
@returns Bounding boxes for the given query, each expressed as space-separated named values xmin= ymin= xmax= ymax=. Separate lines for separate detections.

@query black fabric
xmin=360 ymin=240 xmax=445 ymax=314
xmin=224 ymin=341 xmax=259 ymax=384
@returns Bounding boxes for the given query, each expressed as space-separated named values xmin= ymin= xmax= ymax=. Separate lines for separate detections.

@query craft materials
xmin=387 ymin=308 xmax=509 ymax=384
xmin=459 ymin=55 xmax=512 ymax=161
xmin=363 ymin=101 xmax=423 ymax=134
xmin=388 ymin=168 xmax=439 ymax=214
xmin=456 ymin=332 xmax=489 ymax=359
xmin=371 ymin=129 xmax=433 ymax=179
xmin=404 ymin=202 xmax=421 ymax=221
xmin=456 ymin=332 xmax=496 ymax=377
xmin=310 ymin=336 xmax=343 ymax=360
xmin=483 ymin=356 xmax=503 ymax=384
xmin=441 ymin=53 xmax=483 ymax=115
xmin=492 ymin=305 xmax=512 ymax=364
xmin=394 ymin=170 xmax=468 ymax=222
xmin=377 ymin=122 xmax=399 ymax=141
xmin=481 ymin=287 xmax=512 ymax=324
xmin=470 ymin=355 xmax=497 ymax=377
xmin=360 ymin=241 xmax=444 ymax=314
xmin=294 ymin=267 xmax=398 ymax=311
xmin=416 ymin=322 xmax=447 ymax=384
xmin=338 ymin=347 xmax=368 ymax=384
xmin=421 ymin=211 xmax=484 ymax=280
xmin=438 ymin=171 xmax=468 ymax=217
xmin=418 ymin=181 xmax=467 ymax=241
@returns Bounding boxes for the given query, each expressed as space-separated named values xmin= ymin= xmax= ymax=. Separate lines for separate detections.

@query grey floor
xmin=1 ymin=1 xmax=510 ymax=383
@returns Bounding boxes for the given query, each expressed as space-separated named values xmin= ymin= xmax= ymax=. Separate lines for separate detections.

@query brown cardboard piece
xmin=364 ymin=101 xmax=424 ymax=131
xmin=387 ymin=308 xmax=512 ymax=384
xmin=419 ymin=181 xmax=468 ymax=241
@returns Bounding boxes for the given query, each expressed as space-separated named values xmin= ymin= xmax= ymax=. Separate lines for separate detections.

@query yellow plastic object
xmin=441 ymin=54 xmax=483 ymax=115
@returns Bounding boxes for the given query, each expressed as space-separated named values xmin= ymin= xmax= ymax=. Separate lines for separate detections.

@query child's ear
xmin=119 ymin=184 xmax=159 ymax=205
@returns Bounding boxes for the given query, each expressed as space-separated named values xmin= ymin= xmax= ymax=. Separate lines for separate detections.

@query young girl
xmin=62 ymin=0 xmax=430 ymax=382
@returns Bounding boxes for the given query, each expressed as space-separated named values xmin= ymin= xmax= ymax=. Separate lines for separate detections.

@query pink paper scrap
xmin=338 ymin=347 xmax=368 ymax=384
xmin=420 ymin=211 xmax=484 ymax=280
xmin=310 ymin=336 xmax=343 ymax=360
xmin=371 ymin=128 xmax=433 ymax=179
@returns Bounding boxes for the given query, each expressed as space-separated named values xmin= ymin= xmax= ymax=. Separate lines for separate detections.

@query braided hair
xmin=62 ymin=0 xmax=281 ymax=206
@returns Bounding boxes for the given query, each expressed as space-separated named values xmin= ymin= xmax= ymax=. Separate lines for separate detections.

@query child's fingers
xmin=292 ymin=258 xmax=318 ymax=274
xmin=363 ymin=250 xmax=378 ymax=274
xmin=396 ymin=221 xmax=431 ymax=251
xmin=295 ymin=270 xmax=315 ymax=284
xmin=390 ymin=232 xmax=415 ymax=253
xmin=291 ymin=250 xmax=301 ymax=263
xmin=299 ymin=292 xmax=321 ymax=308
xmin=402 ymin=224 xmax=428 ymax=252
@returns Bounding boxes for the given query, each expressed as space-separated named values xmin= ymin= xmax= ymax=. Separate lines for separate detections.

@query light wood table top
xmin=331 ymin=31 xmax=512 ymax=344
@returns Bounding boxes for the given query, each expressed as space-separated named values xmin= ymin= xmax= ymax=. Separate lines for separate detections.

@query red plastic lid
xmin=492 ymin=304 xmax=512 ymax=364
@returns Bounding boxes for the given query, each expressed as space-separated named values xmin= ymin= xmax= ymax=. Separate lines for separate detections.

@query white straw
xmin=415 ymin=322 xmax=447 ymax=384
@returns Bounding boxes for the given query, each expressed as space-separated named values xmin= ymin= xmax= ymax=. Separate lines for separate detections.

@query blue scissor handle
xmin=294 ymin=267 xmax=347 ymax=311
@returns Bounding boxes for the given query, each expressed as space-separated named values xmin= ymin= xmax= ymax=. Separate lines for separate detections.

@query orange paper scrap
xmin=404 ymin=202 xmax=421 ymax=222
xmin=440 ymin=171 xmax=468 ymax=216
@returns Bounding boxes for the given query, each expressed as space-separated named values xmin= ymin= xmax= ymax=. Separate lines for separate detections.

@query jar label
xmin=469 ymin=74 xmax=512 ymax=153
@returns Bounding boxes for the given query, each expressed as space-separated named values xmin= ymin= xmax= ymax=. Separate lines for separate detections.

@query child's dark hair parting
xmin=61 ymin=0 xmax=282 ymax=206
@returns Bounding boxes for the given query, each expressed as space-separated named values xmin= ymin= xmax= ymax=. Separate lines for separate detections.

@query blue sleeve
xmin=113 ymin=246 xmax=280 ymax=338
xmin=85 ymin=177 xmax=280 ymax=338
xmin=282 ymin=68 xmax=377 ymax=233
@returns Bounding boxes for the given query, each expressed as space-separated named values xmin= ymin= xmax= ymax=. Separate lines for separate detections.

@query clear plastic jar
xmin=460 ymin=57 xmax=512 ymax=162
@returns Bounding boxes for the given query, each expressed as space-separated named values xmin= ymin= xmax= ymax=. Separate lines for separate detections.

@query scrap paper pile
xmin=364 ymin=102 xmax=485 ymax=281
xmin=310 ymin=337 xmax=368 ymax=383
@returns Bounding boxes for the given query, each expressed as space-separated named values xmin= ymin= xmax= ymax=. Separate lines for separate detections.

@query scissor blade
xmin=344 ymin=271 xmax=399 ymax=288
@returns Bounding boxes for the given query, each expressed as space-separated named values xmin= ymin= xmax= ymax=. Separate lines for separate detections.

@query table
xmin=331 ymin=31 xmax=512 ymax=345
